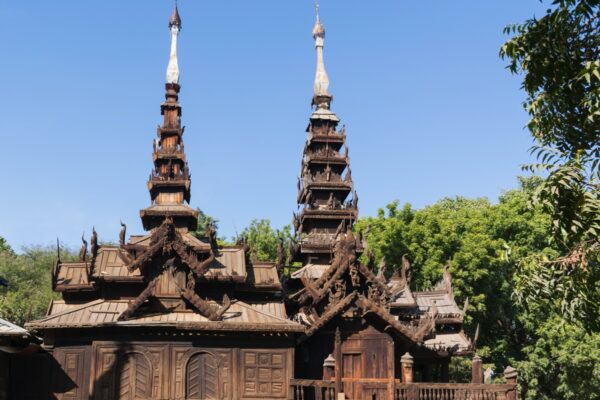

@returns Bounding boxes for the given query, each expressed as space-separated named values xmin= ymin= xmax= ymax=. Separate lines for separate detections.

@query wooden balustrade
xmin=289 ymin=379 xmax=336 ymax=400
xmin=289 ymin=379 xmax=516 ymax=400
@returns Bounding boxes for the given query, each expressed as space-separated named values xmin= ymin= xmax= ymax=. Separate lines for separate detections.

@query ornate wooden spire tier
xmin=140 ymin=7 xmax=198 ymax=232
xmin=293 ymin=7 xmax=360 ymax=266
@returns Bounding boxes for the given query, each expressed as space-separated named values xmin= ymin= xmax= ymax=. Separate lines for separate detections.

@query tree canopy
xmin=356 ymin=178 xmax=600 ymax=399
xmin=501 ymin=0 xmax=600 ymax=329
xmin=238 ymin=219 xmax=292 ymax=263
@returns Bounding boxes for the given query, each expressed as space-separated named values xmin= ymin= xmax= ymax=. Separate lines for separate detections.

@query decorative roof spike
xmin=312 ymin=0 xmax=330 ymax=98
xmin=312 ymin=1 xmax=325 ymax=39
xmin=169 ymin=1 xmax=182 ymax=29
xmin=166 ymin=2 xmax=181 ymax=84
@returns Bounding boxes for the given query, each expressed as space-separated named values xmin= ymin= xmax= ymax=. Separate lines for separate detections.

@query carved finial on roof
xmin=473 ymin=323 xmax=480 ymax=350
xmin=79 ymin=233 xmax=88 ymax=262
xmin=276 ymin=234 xmax=285 ymax=274
xmin=166 ymin=1 xmax=181 ymax=84
xmin=462 ymin=297 xmax=470 ymax=316
xmin=90 ymin=227 xmax=98 ymax=259
xmin=119 ymin=221 xmax=127 ymax=246
xmin=401 ymin=254 xmax=411 ymax=284
xmin=377 ymin=256 xmax=386 ymax=279
xmin=56 ymin=237 xmax=61 ymax=262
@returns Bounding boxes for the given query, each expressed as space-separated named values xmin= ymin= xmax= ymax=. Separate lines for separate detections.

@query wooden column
xmin=334 ymin=328 xmax=343 ymax=396
xmin=323 ymin=354 xmax=335 ymax=380
xmin=504 ymin=366 xmax=518 ymax=400
xmin=471 ymin=355 xmax=483 ymax=384
xmin=400 ymin=352 xmax=414 ymax=383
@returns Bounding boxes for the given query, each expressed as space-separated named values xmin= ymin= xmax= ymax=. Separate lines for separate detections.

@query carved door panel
xmin=342 ymin=353 xmax=362 ymax=400
xmin=53 ymin=347 xmax=90 ymax=400
xmin=115 ymin=353 xmax=152 ymax=400
xmin=186 ymin=352 xmax=220 ymax=400
xmin=241 ymin=350 xmax=287 ymax=398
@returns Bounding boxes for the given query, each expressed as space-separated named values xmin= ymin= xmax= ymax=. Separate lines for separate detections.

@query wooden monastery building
xmin=3 ymin=4 xmax=519 ymax=400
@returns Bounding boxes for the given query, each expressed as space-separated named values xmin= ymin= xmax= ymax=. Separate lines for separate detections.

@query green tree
xmin=190 ymin=208 xmax=219 ymax=238
xmin=0 ymin=237 xmax=12 ymax=255
xmin=501 ymin=0 xmax=600 ymax=328
xmin=0 ymin=245 xmax=70 ymax=326
xmin=356 ymin=178 xmax=553 ymax=368
xmin=238 ymin=220 xmax=292 ymax=263
xmin=516 ymin=316 xmax=600 ymax=400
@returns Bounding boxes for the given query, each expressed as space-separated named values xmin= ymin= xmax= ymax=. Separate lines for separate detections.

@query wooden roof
xmin=28 ymin=299 xmax=303 ymax=333
xmin=414 ymin=290 xmax=463 ymax=319
xmin=423 ymin=331 xmax=472 ymax=355
xmin=0 ymin=318 xmax=28 ymax=337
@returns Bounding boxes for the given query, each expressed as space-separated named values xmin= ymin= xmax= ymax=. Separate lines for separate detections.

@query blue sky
xmin=0 ymin=1 xmax=547 ymax=250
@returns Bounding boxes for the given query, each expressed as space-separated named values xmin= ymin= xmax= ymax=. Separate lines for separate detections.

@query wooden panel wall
xmin=0 ymin=352 xmax=8 ymax=400
xmin=240 ymin=349 xmax=289 ymax=398
xmin=6 ymin=340 xmax=292 ymax=400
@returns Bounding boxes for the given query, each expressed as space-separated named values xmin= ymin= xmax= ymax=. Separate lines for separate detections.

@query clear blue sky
xmin=0 ymin=1 xmax=547 ymax=251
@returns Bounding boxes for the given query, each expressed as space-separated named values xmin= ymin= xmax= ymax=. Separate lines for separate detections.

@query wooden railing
xmin=289 ymin=380 xmax=517 ymax=400
xmin=394 ymin=383 xmax=516 ymax=400
xmin=289 ymin=379 xmax=336 ymax=400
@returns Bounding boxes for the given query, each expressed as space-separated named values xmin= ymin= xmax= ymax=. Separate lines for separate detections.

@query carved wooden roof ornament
xmin=78 ymin=234 xmax=88 ymax=262
xmin=293 ymin=225 xmax=436 ymax=343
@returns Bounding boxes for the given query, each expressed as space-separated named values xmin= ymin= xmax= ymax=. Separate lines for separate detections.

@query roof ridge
xmin=29 ymin=299 xmax=106 ymax=323
xmin=234 ymin=300 xmax=300 ymax=325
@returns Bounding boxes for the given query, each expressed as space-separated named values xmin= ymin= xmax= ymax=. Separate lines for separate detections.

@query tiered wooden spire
xmin=140 ymin=5 xmax=198 ymax=232
xmin=292 ymin=5 xmax=359 ymax=264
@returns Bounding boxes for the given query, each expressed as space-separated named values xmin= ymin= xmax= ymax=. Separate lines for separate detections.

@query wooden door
xmin=342 ymin=353 xmax=362 ymax=399
xmin=186 ymin=352 xmax=220 ymax=400
xmin=115 ymin=353 xmax=152 ymax=400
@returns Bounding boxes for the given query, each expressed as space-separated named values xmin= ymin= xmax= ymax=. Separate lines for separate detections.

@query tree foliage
xmin=238 ymin=219 xmax=292 ymax=263
xmin=356 ymin=178 xmax=552 ymax=367
xmin=501 ymin=0 xmax=600 ymax=328
xmin=190 ymin=208 xmax=219 ymax=239
xmin=0 ymin=245 xmax=72 ymax=327
xmin=357 ymin=178 xmax=600 ymax=398
xmin=516 ymin=316 xmax=600 ymax=400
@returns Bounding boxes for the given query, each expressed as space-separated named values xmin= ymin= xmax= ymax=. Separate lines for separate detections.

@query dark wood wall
xmin=9 ymin=336 xmax=294 ymax=400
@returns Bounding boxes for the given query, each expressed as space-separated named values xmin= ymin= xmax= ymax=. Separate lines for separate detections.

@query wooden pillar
xmin=504 ymin=366 xmax=518 ymax=400
xmin=400 ymin=353 xmax=414 ymax=383
xmin=334 ymin=328 xmax=343 ymax=396
xmin=323 ymin=354 xmax=335 ymax=380
xmin=472 ymin=355 xmax=483 ymax=384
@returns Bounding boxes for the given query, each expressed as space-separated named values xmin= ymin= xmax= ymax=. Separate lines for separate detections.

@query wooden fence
xmin=289 ymin=379 xmax=517 ymax=400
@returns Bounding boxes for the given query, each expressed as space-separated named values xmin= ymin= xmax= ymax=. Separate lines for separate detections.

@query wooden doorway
xmin=186 ymin=352 xmax=220 ymax=400
xmin=342 ymin=353 xmax=362 ymax=399
xmin=114 ymin=353 xmax=152 ymax=400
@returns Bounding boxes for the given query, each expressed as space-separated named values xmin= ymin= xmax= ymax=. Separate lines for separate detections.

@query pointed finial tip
xmin=169 ymin=1 xmax=182 ymax=29
xmin=312 ymin=0 xmax=325 ymax=39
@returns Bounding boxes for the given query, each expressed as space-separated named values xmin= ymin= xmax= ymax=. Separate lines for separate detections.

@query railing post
xmin=472 ymin=354 xmax=483 ymax=384
xmin=323 ymin=354 xmax=335 ymax=380
xmin=504 ymin=366 xmax=518 ymax=400
xmin=401 ymin=352 xmax=414 ymax=383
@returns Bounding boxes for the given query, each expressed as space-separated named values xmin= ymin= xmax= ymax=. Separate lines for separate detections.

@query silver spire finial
xmin=166 ymin=2 xmax=181 ymax=84
xmin=312 ymin=0 xmax=329 ymax=97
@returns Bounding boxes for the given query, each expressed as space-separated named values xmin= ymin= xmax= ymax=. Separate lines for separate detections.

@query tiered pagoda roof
xmin=292 ymin=12 xmax=360 ymax=267
xmin=32 ymin=5 xmax=301 ymax=336
xmin=287 ymin=6 xmax=472 ymax=357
